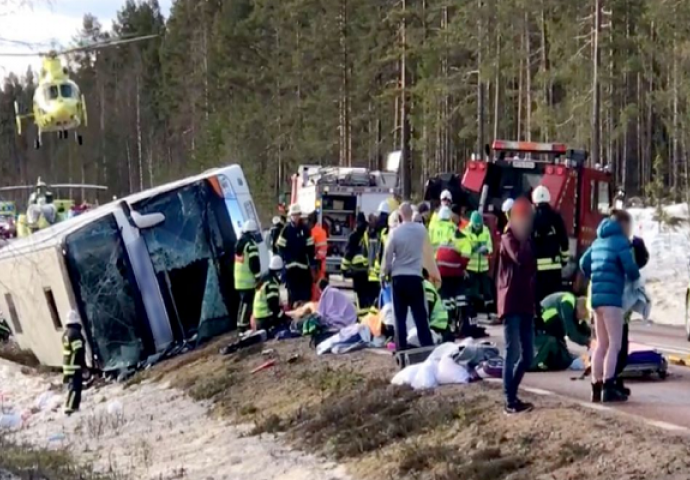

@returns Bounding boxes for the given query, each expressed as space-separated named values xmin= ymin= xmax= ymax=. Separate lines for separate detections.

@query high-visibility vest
xmin=435 ymin=223 xmax=471 ymax=277
xmin=542 ymin=293 xmax=576 ymax=324
xmin=341 ymin=231 xmax=370 ymax=273
xmin=253 ymin=276 xmax=281 ymax=320
xmin=429 ymin=220 xmax=456 ymax=250
xmin=424 ymin=279 xmax=448 ymax=331
xmin=463 ymin=225 xmax=492 ymax=273
xmin=234 ymin=240 xmax=260 ymax=290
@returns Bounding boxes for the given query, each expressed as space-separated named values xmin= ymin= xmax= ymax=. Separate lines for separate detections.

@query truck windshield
xmin=483 ymin=164 xmax=544 ymax=213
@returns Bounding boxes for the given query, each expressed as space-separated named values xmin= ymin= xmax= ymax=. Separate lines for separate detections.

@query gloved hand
xmin=478 ymin=245 xmax=490 ymax=255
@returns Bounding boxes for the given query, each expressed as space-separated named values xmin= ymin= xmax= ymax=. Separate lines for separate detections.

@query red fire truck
xmin=425 ymin=140 xmax=613 ymax=287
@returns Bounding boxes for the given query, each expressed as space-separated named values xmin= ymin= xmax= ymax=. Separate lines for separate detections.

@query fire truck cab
xmin=427 ymin=140 xmax=613 ymax=285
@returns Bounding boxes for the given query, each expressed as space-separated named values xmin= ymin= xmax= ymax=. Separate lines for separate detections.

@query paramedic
xmin=532 ymin=293 xmax=591 ymax=371
xmin=253 ymin=256 xmax=287 ymax=332
xmin=277 ymin=204 xmax=316 ymax=306
xmin=382 ymin=202 xmax=438 ymax=351
xmin=431 ymin=206 xmax=470 ymax=332
xmin=268 ymin=216 xmax=285 ymax=254
xmin=580 ymin=209 xmax=640 ymax=403
xmin=423 ymin=270 xmax=450 ymax=340
xmin=497 ymin=197 xmax=536 ymax=415
xmin=531 ymin=186 xmax=570 ymax=304
xmin=464 ymin=211 xmax=494 ymax=317
xmin=234 ymin=220 xmax=262 ymax=332
xmin=614 ymin=211 xmax=650 ymax=397
xmin=63 ymin=310 xmax=86 ymax=416
xmin=342 ymin=212 xmax=374 ymax=315
xmin=309 ymin=212 xmax=328 ymax=282
xmin=429 ymin=189 xmax=453 ymax=231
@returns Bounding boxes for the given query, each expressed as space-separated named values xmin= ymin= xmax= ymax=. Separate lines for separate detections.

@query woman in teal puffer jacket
xmin=579 ymin=210 xmax=640 ymax=403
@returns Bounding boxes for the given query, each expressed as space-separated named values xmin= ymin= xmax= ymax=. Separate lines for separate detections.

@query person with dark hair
xmin=342 ymin=212 xmax=375 ymax=315
xmin=580 ymin=210 xmax=640 ymax=403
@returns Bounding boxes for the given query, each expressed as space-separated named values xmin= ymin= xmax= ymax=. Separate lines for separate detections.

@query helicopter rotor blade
xmin=60 ymin=34 xmax=159 ymax=55
xmin=51 ymin=184 xmax=108 ymax=191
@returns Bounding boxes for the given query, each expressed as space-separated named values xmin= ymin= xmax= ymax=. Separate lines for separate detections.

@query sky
xmin=0 ymin=0 xmax=172 ymax=75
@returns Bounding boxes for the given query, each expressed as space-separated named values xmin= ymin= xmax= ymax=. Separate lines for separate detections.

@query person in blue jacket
xmin=579 ymin=210 xmax=640 ymax=403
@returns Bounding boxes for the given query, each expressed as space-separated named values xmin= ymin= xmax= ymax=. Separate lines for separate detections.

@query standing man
xmin=234 ymin=220 xmax=262 ymax=332
xmin=277 ymin=204 xmax=316 ymax=307
xmin=382 ymin=202 xmax=440 ymax=351
xmin=531 ymin=185 xmax=570 ymax=304
xmin=342 ymin=212 xmax=373 ymax=316
xmin=268 ymin=216 xmax=285 ymax=255
xmin=63 ymin=310 xmax=86 ymax=416
xmin=428 ymin=189 xmax=453 ymax=232
xmin=497 ymin=197 xmax=537 ymax=415
xmin=464 ymin=211 xmax=494 ymax=318
xmin=309 ymin=212 xmax=328 ymax=282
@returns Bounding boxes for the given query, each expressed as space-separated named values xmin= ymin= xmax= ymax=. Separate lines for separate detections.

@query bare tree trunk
xmin=524 ymin=10 xmax=532 ymax=141
xmin=540 ymin=0 xmax=551 ymax=139
xmin=477 ymin=0 xmax=485 ymax=154
xmin=672 ymin=41 xmax=680 ymax=198
xmin=400 ymin=0 xmax=412 ymax=198
xmin=591 ymin=0 xmax=602 ymax=165
xmin=136 ymin=75 xmax=144 ymax=192
xmin=493 ymin=30 xmax=501 ymax=140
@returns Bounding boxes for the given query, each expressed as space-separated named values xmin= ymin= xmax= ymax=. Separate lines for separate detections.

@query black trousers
xmin=392 ymin=275 xmax=432 ymax=351
xmin=64 ymin=373 xmax=83 ymax=413
xmin=535 ymin=269 xmax=563 ymax=305
xmin=352 ymin=273 xmax=376 ymax=313
xmin=237 ymin=289 xmax=255 ymax=331
xmin=614 ymin=323 xmax=630 ymax=379
xmin=286 ymin=268 xmax=312 ymax=306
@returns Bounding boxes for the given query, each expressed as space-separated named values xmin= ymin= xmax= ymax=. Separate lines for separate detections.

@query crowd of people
xmin=241 ymin=186 xmax=648 ymax=416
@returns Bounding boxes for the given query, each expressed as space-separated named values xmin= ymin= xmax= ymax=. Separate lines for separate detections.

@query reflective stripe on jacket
xmin=62 ymin=325 xmax=85 ymax=376
xmin=234 ymin=238 xmax=261 ymax=290
xmin=253 ymin=276 xmax=281 ymax=320
xmin=342 ymin=231 xmax=370 ymax=274
xmin=424 ymin=279 xmax=448 ymax=331
xmin=462 ymin=225 xmax=492 ymax=273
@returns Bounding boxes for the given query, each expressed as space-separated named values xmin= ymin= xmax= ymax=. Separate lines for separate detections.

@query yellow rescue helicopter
xmin=0 ymin=34 xmax=158 ymax=149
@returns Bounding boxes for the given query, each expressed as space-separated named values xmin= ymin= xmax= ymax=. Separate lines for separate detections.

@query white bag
xmin=436 ymin=356 xmax=471 ymax=385
xmin=427 ymin=343 xmax=460 ymax=363
xmin=411 ymin=361 xmax=438 ymax=390
xmin=391 ymin=364 xmax=422 ymax=386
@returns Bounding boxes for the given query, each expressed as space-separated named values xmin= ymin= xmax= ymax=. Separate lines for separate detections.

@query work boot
xmin=602 ymin=379 xmax=628 ymax=403
xmin=591 ymin=382 xmax=602 ymax=403
xmin=615 ymin=378 xmax=631 ymax=397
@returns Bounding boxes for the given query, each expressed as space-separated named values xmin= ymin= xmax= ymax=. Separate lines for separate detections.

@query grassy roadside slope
xmin=132 ymin=335 xmax=690 ymax=480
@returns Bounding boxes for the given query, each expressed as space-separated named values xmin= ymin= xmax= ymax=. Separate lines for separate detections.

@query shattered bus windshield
xmin=134 ymin=182 xmax=235 ymax=342
xmin=64 ymin=215 xmax=147 ymax=371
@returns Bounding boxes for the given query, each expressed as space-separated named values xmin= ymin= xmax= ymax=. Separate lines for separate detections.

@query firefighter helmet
xmin=377 ymin=200 xmax=391 ymax=214
xmin=242 ymin=220 xmax=258 ymax=233
xmin=440 ymin=189 xmax=453 ymax=202
xmin=288 ymin=203 xmax=302 ymax=216
xmin=272 ymin=216 xmax=282 ymax=226
xmin=532 ymin=186 xmax=551 ymax=204
xmin=502 ymin=198 xmax=514 ymax=213
xmin=65 ymin=310 xmax=81 ymax=326
xmin=269 ymin=255 xmax=284 ymax=271
xmin=438 ymin=206 xmax=451 ymax=221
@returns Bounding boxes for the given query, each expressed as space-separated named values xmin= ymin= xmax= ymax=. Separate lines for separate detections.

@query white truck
xmin=290 ymin=165 xmax=398 ymax=275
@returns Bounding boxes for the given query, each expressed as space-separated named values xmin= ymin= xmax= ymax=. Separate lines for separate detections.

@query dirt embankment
xmin=135 ymin=336 xmax=690 ymax=480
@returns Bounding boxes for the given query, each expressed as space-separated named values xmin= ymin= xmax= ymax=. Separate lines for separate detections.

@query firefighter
xmin=423 ymin=270 xmax=450 ymax=340
xmin=277 ymin=204 xmax=315 ymax=307
xmin=376 ymin=200 xmax=390 ymax=233
xmin=253 ymin=256 xmax=287 ymax=332
xmin=429 ymin=190 xmax=453 ymax=231
xmin=268 ymin=216 xmax=285 ymax=254
xmin=531 ymin=186 xmax=570 ymax=304
xmin=0 ymin=318 xmax=11 ymax=342
xmin=234 ymin=220 xmax=262 ymax=332
xmin=342 ymin=212 xmax=374 ymax=315
xmin=63 ymin=310 xmax=86 ymax=415
xmin=309 ymin=212 xmax=328 ymax=282
xmin=432 ymin=206 xmax=472 ymax=333
xmin=532 ymin=293 xmax=591 ymax=371
xmin=463 ymin=211 xmax=494 ymax=319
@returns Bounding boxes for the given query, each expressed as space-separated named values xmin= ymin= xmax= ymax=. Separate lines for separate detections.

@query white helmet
xmin=288 ymin=203 xmax=302 ymax=216
xmin=532 ymin=186 xmax=551 ymax=204
xmin=65 ymin=310 xmax=81 ymax=326
xmin=440 ymin=189 xmax=453 ymax=202
xmin=272 ymin=216 xmax=282 ymax=226
xmin=269 ymin=255 xmax=284 ymax=271
xmin=438 ymin=205 xmax=452 ymax=221
xmin=242 ymin=220 xmax=258 ymax=233
xmin=378 ymin=200 xmax=391 ymax=214
xmin=501 ymin=198 xmax=514 ymax=213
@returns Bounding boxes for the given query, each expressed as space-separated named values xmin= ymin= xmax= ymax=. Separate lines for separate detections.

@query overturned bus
xmin=0 ymin=165 xmax=268 ymax=372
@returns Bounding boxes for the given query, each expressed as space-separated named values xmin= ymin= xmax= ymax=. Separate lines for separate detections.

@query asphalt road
xmin=485 ymin=322 xmax=690 ymax=431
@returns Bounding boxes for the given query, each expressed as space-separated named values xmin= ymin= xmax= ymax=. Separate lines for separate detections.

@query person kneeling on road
xmin=497 ymin=197 xmax=536 ymax=415
xmin=531 ymin=293 xmax=590 ymax=372
xmin=423 ymin=270 xmax=450 ymax=341
xmin=253 ymin=255 xmax=288 ymax=332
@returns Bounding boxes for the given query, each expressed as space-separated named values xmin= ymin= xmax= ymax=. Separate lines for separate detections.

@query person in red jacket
xmin=497 ymin=197 xmax=537 ymax=415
